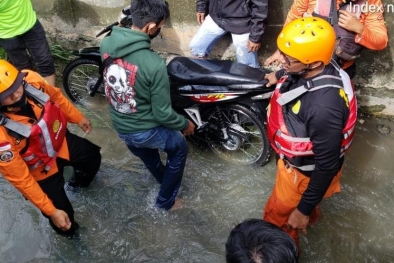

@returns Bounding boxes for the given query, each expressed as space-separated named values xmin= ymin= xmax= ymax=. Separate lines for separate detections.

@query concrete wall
xmin=33 ymin=0 xmax=394 ymax=118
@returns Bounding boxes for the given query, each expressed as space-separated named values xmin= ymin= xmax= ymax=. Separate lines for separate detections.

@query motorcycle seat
xmin=167 ymin=57 xmax=270 ymax=88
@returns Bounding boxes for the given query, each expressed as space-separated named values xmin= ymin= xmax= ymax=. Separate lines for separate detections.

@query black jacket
xmin=196 ymin=0 xmax=268 ymax=43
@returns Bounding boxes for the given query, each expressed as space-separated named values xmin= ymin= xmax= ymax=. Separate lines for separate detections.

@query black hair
xmin=225 ymin=219 xmax=299 ymax=263
xmin=129 ymin=0 xmax=170 ymax=29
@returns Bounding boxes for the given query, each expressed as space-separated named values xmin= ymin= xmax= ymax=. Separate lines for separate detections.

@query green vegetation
xmin=0 ymin=47 xmax=7 ymax=60
xmin=0 ymin=45 xmax=74 ymax=86
xmin=0 ymin=45 xmax=74 ymax=62
xmin=50 ymin=44 xmax=75 ymax=62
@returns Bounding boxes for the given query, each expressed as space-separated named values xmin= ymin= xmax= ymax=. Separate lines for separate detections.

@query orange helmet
xmin=0 ymin=60 xmax=26 ymax=103
xmin=277 ymin=17 xmax=335 ymax=65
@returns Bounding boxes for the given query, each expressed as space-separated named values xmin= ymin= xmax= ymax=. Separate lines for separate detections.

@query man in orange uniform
xmin=0 ymin=60 xmax=101 ymax=237
xmin=265 ymin=0 xmax=388 ymax=78
xmin=262 ymin=17 xmax=357 ymax=249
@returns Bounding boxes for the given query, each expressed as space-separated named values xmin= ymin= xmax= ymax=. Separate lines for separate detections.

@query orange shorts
xmin=263 ymin=159 xmax=342 ymax=245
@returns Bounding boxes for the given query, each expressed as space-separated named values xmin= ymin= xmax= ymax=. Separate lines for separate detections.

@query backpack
xmin=333 ymin=0 xmax=366 ymax=61
xmin=312 ymin=0 xmax=366 ymax=62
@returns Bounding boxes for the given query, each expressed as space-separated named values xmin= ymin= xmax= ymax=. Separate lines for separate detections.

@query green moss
xmin=356 ymin=105 xmax=394 ymax=122
xmin=369 ymin=113 xmax=394 ymax=122
xmin=359 ymin=104 xmax=386 ymax=114
xmin=357 ymin=105 xmax=388 ymax=120
xmin=358 ymin=86 xmax=394 ymax=99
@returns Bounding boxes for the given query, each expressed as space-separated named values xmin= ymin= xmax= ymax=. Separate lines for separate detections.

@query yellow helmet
xmin=277 ymin=17 xmax=335 ymax=65
xmin=0 ymin=60 xmax=26 ymax=103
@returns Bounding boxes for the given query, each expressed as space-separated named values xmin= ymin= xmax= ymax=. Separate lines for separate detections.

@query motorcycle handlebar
xmin=95 ymin=22 xmax=119 ymax=37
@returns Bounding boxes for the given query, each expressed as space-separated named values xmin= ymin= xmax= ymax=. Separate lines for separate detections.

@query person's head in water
xmin=225 ymin=219 xmax=299 ymax=263
xmin=129 ymin=0 xmax=170 ymax=39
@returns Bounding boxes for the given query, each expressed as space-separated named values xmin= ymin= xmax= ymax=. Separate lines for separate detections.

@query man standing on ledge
xmin=0 ymin=0 xmax=56 ymax=86
xmin=190 ymin=0 xmax=268 ymax=68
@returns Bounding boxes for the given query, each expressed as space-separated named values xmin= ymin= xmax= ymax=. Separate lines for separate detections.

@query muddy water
xmin=1 ymin=97 xmax=394 ymax=262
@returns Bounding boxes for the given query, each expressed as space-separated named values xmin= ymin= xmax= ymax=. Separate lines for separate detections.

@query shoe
xmin=64 ymin=181 xmax=81 ymax=194
xmin=74 ymin=169 xmax=93 ymax=188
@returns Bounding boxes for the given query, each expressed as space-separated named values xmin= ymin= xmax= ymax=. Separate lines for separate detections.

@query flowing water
xmin=1 ymin=99 xmax=394 ymax=262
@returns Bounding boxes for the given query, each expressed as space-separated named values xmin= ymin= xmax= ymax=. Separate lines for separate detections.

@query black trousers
xmin=37 ymin=131 xmax=101 ymax=236
xmin=0 ymin=20 xmax=55 ymax=76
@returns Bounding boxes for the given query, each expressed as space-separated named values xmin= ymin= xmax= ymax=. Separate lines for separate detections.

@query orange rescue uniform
xmin=263 ymin=159 xmax=343 ymax=246
xmin=0 ymin=70 xmax=84 ymax=216
xmin=285 ymin=0 xmax=388 ymax=68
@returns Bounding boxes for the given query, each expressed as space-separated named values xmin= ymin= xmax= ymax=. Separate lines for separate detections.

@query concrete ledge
xmin=32 ymin=0 xmax=394 ymax=118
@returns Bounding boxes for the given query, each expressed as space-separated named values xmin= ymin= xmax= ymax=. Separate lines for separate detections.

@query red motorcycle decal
xmin=186 ymin=93 xmax=241 ymax=103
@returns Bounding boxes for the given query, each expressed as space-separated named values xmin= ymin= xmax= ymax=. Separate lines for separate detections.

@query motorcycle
xmin=62 ymin=11 xmax=274 ymax=166
xmin=167 ymin=57 xmax=273 ymax=166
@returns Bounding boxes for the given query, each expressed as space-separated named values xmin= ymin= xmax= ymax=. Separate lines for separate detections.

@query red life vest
xmin=15 ymin=85 xmax=68 ymax=172
xmin=266 ymin=64 xmax=357 ymax=171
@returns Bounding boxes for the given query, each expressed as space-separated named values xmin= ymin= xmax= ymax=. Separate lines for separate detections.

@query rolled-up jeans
xmin=118 ymin=126 xmax=188 ymax=210
xmin=189 ymin=15 xmax=260 ymax=68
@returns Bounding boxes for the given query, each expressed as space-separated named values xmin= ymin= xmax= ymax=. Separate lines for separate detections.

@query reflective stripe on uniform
xmin=37 ymin=120 xmax=57 ymax=157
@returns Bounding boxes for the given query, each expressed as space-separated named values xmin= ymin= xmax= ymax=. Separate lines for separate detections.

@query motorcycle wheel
xmin=203 ymin=104 xmax=272 ymax=166
xmin=62 ymin=58 xmax=106 ymax=106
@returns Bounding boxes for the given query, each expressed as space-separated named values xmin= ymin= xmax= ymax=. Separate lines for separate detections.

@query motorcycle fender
xmin=238 ymin=98 xmax=269 ymax=121
xmin=73 ymin=47 xmax=102 ymax=61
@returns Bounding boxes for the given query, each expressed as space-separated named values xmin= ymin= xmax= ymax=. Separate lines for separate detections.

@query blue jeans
xmin=189 ymin=15 xmax=260 ymax=68
xmin=118 ymin=126 xmax=188 ymax=210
